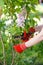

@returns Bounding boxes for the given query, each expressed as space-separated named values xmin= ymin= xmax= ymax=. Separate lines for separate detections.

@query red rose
xmin=29 ymin=27 xmax=35 ymax=33
xmin=22 ymin=33 xmax=31 ymax=42
xmin=24 ymin=30 xmax=27 ymax=38
xmin=22 ymin=37 xmax=29 ymax=42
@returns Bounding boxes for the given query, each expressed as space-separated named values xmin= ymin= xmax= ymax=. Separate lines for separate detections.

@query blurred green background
xmin=0 ymin=0 xmax=43 ymax=65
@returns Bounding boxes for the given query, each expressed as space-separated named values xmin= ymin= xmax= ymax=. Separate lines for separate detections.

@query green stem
xmin=0 ymin=31 xmax=6 ymax=65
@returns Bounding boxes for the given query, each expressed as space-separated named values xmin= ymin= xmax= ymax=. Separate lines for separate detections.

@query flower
xmin=29 ymin=27 xmax=35 ymax=33
xmin=5 ymin=19 xmax=13 ymax=26
xmin=21 ymin=31 xmax=31 ymax=42
xmin=16 ymin=14 xmax=25 ymax=27
xmin=16 ymin=6 xmax=27 ymax=27
xmin=23 ymin=30 xmax=27 ymax=38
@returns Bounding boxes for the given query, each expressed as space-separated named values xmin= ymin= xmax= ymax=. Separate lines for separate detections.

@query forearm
xmin=25 ymin=33 xmax=42 ymax=47
xmin=13 ymin=28 xmax=43 ymax=53
xmin=35 ymin=25 xmax=43 ymax=32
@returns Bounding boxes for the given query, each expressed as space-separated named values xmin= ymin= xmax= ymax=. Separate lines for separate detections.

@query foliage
xmin=0 ymin=0 xmax=43 ymax=65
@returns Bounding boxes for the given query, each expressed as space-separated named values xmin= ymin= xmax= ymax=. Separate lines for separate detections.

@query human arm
xmin=35 ymin=25 xmax=43 ymax=32
xmin=25 ymin=29 xmax=43 ymax=47
xmin=13 ymin=28 xmax=43 ymax=53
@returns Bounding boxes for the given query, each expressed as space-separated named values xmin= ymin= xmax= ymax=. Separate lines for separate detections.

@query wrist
xmin=39 ymin=33 xmax=43 ymax=41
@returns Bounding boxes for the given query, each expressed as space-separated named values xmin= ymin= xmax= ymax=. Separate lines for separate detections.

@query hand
xmin=39 ymin=28 xmax=43 ymax=41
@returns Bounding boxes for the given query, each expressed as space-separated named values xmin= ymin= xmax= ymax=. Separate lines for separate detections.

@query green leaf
xmin=0 ymin=0 xmax=4 ymax=7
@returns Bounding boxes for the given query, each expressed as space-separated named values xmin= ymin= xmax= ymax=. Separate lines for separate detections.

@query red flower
xmin=29 ymin=27 xmax=35 ymax=33
xmin=27 ymin=33 xmax=31 ymax=37
xmin=22 ymin=37 xmax=29 ymax=42
xmin=21 ymin=28 xmax=35 ymax=43
xmin=22 ymin=33 xmax=31 ymax=42
xmin=24 ymin=30 xmax=27 ymax=38
xmin=21 ymin=30 xmax=28 ymax=42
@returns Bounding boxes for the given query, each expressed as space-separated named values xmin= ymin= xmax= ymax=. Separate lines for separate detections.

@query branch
xmin=9 ymin=34 xmax=15 ymax=65
xmin=11 ymin=48 xmax=14 ymax=65
xmin=0 ymin=31 xmax=6 ymax=65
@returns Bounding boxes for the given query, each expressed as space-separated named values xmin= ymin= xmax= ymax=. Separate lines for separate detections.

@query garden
xmin=0 ymin=0 xmax=43 ymax=65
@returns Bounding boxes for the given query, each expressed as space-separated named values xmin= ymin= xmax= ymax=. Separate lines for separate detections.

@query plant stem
xmin=0 ymin=31 xmax=6 ymax=65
